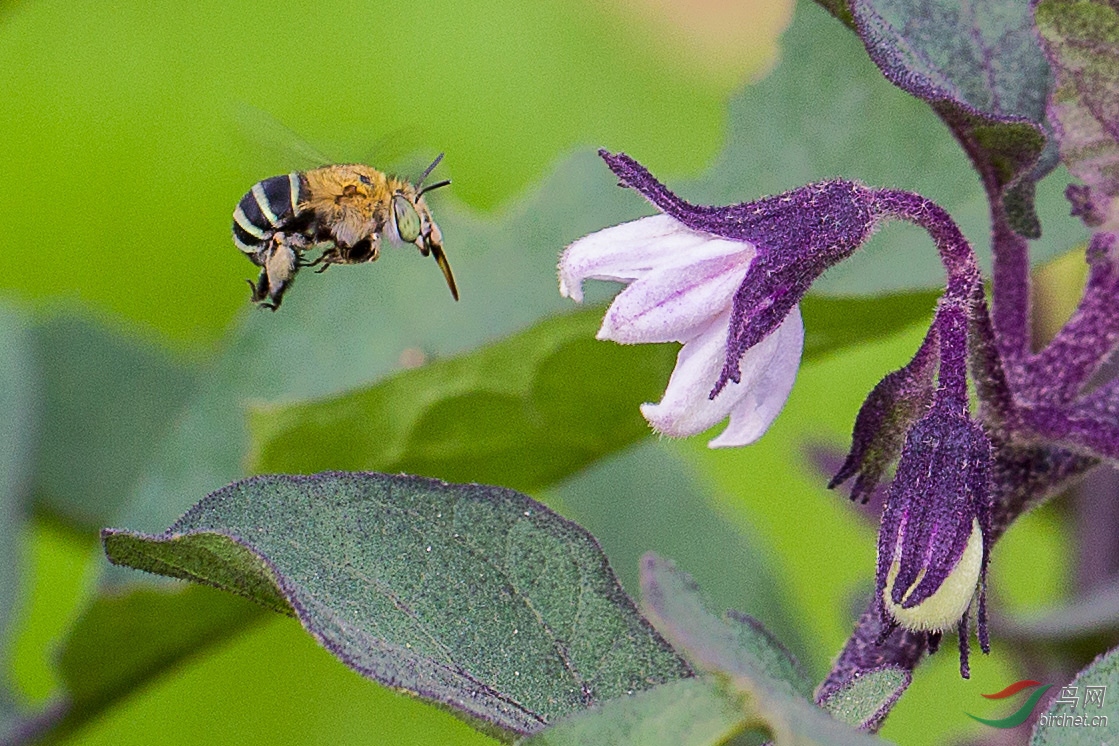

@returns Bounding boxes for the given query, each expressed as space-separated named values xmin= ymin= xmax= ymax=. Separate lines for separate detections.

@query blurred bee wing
xmin=431 ymin=244 xmax=459 ymax=301
xmin=229 ymin=102 xmax=333 ymax=172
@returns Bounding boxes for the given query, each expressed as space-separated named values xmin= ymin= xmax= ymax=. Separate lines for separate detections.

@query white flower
xmin=559 ymin=214 xmax=804 ymax=448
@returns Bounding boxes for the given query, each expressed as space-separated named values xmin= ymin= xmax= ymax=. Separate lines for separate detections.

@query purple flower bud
xmin=875 ymin=400 xmax=992 ymax=676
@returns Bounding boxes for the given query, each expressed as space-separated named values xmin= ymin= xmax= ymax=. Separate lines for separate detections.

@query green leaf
xmin=799 ymin=291 xmax=937 ymax=361
xmin=30 ymin=313 xmax=200 ymax=529
xmin=1030 ymin=646 xmax=1119 ymax=745
xmin=0 ymin=305 xmax=38 ymax=744
xmin=1036 ymin=0 xmax=1119 ymax=230
xmin=518 ymin=677 xmax=755 ymax=746
xmin=246 ymin=307 xmax=675 ymax=489
xmin=248 ymin=292 xmax=936 ymax=489
xmin=639 ymin=554 xmax=890 ymax=745
xmin=818 ymin=668 xmax=910 ymax=731
xmin=844 ymin=0 xmax=1055 ymax=236
xmin=102 ymin=472 xmax=691 ymax=740
xmin=49 ymin=584 xmax=267 ymax=740
xmin=1001 ymin=578 xmax=1119 ymax=644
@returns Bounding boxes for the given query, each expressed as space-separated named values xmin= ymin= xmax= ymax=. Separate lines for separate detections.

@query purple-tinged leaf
xmin=639 ymin=554 xmax=892 ymax=743
xmin=1036 ymin=0 xmax=1119 ymax=231
xmin=102 ymin=472 xmax=691 ymax=741
xmin=850 ymin=0 xmax=1054 ymax=236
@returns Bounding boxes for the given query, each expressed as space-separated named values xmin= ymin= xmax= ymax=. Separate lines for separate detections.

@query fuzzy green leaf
xmin=818 ymin=668 xmax=910 ymax=731
xmin=102 ymin=472 xmax=690 ymax=740
xmin=846 ymin=0 xmax=1055 ymax=236
xmin=518 ymin=677 xmax=755 ymax=746
xmin=640 ymin=554 xmax=890 ymax=745
xmin=1030 ymin=645 xmax=1119 ymax=744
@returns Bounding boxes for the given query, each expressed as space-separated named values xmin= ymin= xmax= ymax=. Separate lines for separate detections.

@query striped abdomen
xmin=232 ymin=173 xmax=306 ymax=258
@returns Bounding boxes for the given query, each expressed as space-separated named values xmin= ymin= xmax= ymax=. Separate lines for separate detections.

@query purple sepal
xmin=831 ymin=326 xmax=938 ymax=503
xmin=957 ymin=613 xmax=971 ymax=679
xmin=600 ymin=151 xmax=876 ymax=395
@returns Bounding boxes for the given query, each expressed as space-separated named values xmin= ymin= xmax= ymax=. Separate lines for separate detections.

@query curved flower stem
xmin=868 ymin=189 xmax=1017 ymax=423
xmin=991 ymin=213 xmax=1033 ymax=363
xmin=869 ymin=189 xmax=982 ymax=302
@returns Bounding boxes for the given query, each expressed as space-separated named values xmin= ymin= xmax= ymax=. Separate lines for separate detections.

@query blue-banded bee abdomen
xmin=231 ymin=172 xmax=306 ymax=256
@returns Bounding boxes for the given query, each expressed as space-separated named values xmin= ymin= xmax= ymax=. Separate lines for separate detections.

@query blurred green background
xmin=0 ymin=0 xmax=1079 ymax=744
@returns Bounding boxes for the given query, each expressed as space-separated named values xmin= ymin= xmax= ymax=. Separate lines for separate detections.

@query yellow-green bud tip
xmin=884 ymin=519 xmax=982 ymax=632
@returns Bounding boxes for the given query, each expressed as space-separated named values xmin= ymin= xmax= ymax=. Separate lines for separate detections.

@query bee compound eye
xmin=392 ymin=194 xmax=422 ymax=243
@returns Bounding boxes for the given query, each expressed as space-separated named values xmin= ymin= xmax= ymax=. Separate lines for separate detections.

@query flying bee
xmin=231 ymin=154 xmax=456 ymax=310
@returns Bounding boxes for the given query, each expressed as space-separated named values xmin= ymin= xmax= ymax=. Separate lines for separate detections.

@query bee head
xmin=393 ymin=154 xmax=450 ymax=244
xmin=392 ymin=193 xmax=424 ymax=243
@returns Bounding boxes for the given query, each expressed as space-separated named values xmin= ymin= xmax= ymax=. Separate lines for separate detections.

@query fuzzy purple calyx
xmin=599 ymin=150 xmax=877 ymax=397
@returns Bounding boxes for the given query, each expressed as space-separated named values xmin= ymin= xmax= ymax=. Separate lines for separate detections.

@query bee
xmin=231 ymin=154 xmax=457 ymax=310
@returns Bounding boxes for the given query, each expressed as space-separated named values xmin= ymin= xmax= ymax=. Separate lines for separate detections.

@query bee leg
xmin=260 ymin=241 xmax=299 ymax=310
xmin=247 ymin=270 xmax=270 ymax=303
xmin=344 ymin=238 xmax=377 ymax=264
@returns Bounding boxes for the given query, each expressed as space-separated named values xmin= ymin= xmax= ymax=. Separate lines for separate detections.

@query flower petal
xmin=640 ymin=307 xmax=803 ymax=443
xmin=639 ymin=313 xmax=733 ymax=437
xmin=559 ymin=214 xmax=746 ymax=301
xmin=598 ymin=247 xmax=751 ymax=345
xmin=708 ymin=306 xmax=804 ymax=447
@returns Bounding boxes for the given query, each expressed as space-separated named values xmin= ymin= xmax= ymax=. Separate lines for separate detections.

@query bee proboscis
xmin=231 ymin=154 xmax=457 ymax=310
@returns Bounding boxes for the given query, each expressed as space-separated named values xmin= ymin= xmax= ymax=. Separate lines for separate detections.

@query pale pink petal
xmin=708 ymin=306 xmax=804 ymax=448
xmin=639 ymin=312 xmax=739 ymax=436
xmin=640 ymin=307 xmax=803 ymax=443
xmin=559 ymin=214 xmax=746 ymax=301
xmin=598 ymin=248 xmax=749 ymax=344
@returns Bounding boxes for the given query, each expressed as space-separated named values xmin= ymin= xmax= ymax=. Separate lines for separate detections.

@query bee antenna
xmin=418 ymin=152 xmax=445 ymax=185
xmin=417 ymin=179 xmax=451 ymax=198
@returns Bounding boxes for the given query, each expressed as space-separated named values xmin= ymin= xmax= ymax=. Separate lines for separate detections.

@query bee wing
xmin=230 ymin=102 xmax=333 ymax=171
xmin=431 ymin=244 xmax=459 ymax=301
